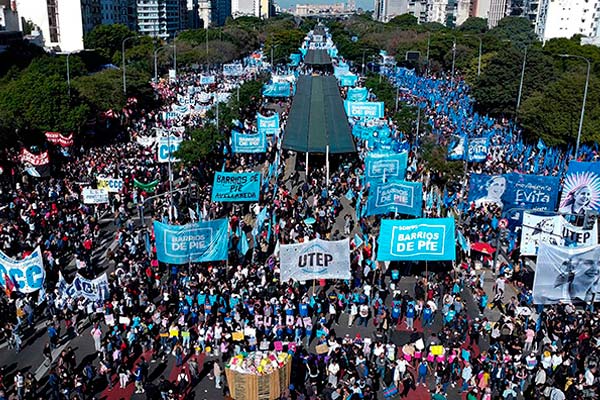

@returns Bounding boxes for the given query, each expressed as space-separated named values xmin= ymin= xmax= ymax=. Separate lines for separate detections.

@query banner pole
xmin=312 ymin=279 xmax=316 ymax=296
xmin=168 ymin=133 xmax=174 ymax=222
xmin=305 ymin=152 xmax=309 ymax=177
xmin=326 ymin=145 xmax=330 ymax=186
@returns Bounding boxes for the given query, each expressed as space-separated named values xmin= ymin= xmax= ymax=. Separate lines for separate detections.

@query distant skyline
xmin=277 ymin=0 xmax=374 ymax=11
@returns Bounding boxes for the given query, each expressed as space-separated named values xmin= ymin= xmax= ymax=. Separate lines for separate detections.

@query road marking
xmin=35 ymin=341 xmax=69 ymax=381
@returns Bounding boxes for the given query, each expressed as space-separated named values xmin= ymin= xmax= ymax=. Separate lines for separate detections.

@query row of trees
xmin=328 ymin=15 xmax=600 ymax=147
xmin=0 ymin=15 xmax=311 ymax=146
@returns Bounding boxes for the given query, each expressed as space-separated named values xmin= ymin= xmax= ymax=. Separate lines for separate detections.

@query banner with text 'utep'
xmin=377 ymin=218 xmax=456 ymax=261
xmin=153 ymin=219 xmax=229 ymax=264
xmin=279 ymin=238 xmax=351 ymax=282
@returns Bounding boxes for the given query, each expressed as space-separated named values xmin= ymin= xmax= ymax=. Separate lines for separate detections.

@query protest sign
xmin=211 ymin=172 xmax=261 ymax=202
xmin=96 ymin=177 xmax=124 ymax=193
xmin=82 ymin=188 xmax=109 ymax=204
xmin=231 ymin=131 xmax=267 ymax=153
xmin=344 ymin=101 xmax=385 ymax=119
xmin=377 ymin=218 xmax=456 ymax=261
xmin=153 ymin=219 xmax=229 ymax=264
xmin=366 ymin=180 xmax=423 ymax=217
xmin=157 ymin=136 xmax=183 ymax=163
xmin=0 ymin=247 xmax=45 ymax=293
xmin=279 ymin=238 xmax=351 ymax=282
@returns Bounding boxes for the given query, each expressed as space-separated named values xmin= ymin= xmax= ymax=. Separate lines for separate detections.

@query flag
xmin=134 ymin=179 xmax=159 ymax=192
xmin=238 ymin=230 xmax=249 ymax=256
xmin=3 ymin=274 xmax=14 ymax=297
xmin=537 ymin=138 xmax=546 ymax=151
xmin=352 ymin=233 xmax=364 ymax=248
xmin=457 ymin=230 xmax=469 ymax=253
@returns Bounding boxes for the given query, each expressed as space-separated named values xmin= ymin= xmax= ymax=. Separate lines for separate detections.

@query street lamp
xmin=516 ymin=46 xmax=528 ymax=115
xmin=270 ymin=44 xmax=279 ymax=68
xmin=153 ymin=45 xmax=173 ymax=82
xmin=122 ymin=36 xmax=137 ymax=95
xmin=425 ymin=31 xmax=431 ymax=75
xmin=462 ymin=34 xmax=482 ymax=77
xmin=57 ymin=49 xmax=95 ymax=97
xmin=559 ymin=54 xmax=591 ymax=159
xmin=451 ymin=37 xmax=456 ymax=84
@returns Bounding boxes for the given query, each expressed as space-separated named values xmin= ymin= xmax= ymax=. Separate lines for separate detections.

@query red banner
xmin=20 ymin=149 xmax=49 ymax=166
xmin=45 ymin=132 xmax=74 ymax=147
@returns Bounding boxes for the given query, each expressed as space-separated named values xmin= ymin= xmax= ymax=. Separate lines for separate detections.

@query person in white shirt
xmin=348 ymin=303 xmax=358 ymax=327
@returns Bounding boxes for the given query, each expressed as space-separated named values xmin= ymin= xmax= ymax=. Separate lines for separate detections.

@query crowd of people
xmin=0 ymin=26 xmax=599 ymax=400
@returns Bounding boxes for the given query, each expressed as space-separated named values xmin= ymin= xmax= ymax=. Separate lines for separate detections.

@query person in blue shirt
xmin=405 ymin=303 xmax=416 ymax=331
xmin=423 ymin=304 xmax=433 ymax=327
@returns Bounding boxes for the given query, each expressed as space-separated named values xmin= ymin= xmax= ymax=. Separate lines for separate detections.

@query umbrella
xmin=470 ymin=242 xmax=496 ymax=255
xmin=303 ymin=217 xmax=316 ymax=225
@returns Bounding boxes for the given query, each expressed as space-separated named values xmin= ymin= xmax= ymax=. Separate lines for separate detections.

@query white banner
xmin=58 ymin=272 xmax=110 ymax=301
xmin=82 ymin=188 xmax=109 ymax=204
xmin=0 ymin=247 xmax=45 ymax=293
xmin=279 ymin=238 xmax=351 ymax=282
xmin=136 ymin=136 xmax=157 ymax=147
xmin=521 ymin=213 xmax=598 ymax=256
xmin=533 ymin=243 xmax=600 ymax=304
xmin=157 ymin=136 xmax=183 ymax=163
xmin=96 ymin=176 xmax=124 ymax=193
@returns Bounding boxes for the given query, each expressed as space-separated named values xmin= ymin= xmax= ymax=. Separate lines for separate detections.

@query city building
xmin=198 ymin=0 xmax=211 ymax=26
xmin=136 ymin=0 xmax=187 ymax=38
xmin=16 ymin=0 xmax=102 ymax=51
xmin=187 ymin=0 xmax=200 ymax=28
xmin=232 ymin=0 xmax=255 ymax=17
xmin=470 ymin=0 xmax=509 ymax=28
xmin=294 ymin=2 xmax=346 ymax=16
xmin=0 ymin=0 xmax=21 ymax=31
xmin=211 ymin=0 xmax=230 ymax=25
xmin=100 ymin=0 xmax=136 ymax=29
xmin=535 ymin=0 xmax=600 ymax=43
xmin=426 ymin=0 xmax=470 ymax=26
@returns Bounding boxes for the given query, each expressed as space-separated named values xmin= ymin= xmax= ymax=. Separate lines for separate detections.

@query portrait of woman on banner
xmin=559 ymin=185 xmax=592 ymax=216
xmin=474 ymin=176 xmax=506 ymax=209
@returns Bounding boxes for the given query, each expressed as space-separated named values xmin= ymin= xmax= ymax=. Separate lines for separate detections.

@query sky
xmin=276 ymin=0 xmax=374 ymax=12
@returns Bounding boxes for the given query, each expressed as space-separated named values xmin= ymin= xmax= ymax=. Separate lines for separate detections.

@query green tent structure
xmin=303 ymin=49 xmax=332 ymax=66
xmin=283 ymin=75 xmax=356 ymax=154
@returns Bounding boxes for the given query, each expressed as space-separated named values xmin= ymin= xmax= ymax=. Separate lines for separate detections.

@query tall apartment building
xmin=373 ymin=0 xmax=427 ymax=23
xmin=211 ymin=0 xmax=230 ymax=25
xmin=231 ymin=0 xmax=254 ymax=17
xmin=427 ymin=0 xmax=470 ymax=26
xmin=535 ymin=0 xmax=600 ymax=42
xmin=136 ymin=0 xmax=187 ymax=38
xmin=198 ymin=0 xmax=211 ymax=26
xmin=470 ymin=0 xmax=509 ymax=28
xmin=100 ymin=0 xmax=136 ymax=29
xmin=0 ymin=0 xmax=21 ymax=31
xmin=17 ymin=0 xmax=103 ymax=50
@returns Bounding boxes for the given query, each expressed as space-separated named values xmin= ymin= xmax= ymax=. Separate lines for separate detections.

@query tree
xmin=458 ymin=17 xmax=488 ymax=34
xmin=486 ymin=16 xmax=536 ymax=48
xmin=420 ymin=135 xmax=464 ymax=185
xmin=84 ymin=24 xmax=138 ymax=60
xmin=73 ymin=69 xmax=127 ymax=112
xmin=0 ymin=71 xmax=89 ymax=138
xmin=470 ymin=45 xmax=557 ymax=117
xmin=264 ymin=29 xmax=306 ymax=64
xmin=176 ymin=124 xmax=223 ymax=163
xmin=388 ymin=14 xmax=418 ymax=30
xmin=519 ymin=73 xmax=600 ymax=146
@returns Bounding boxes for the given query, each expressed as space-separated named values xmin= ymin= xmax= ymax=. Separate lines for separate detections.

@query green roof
xmin=304 ymin=49 xmax=332 ymax=65
xmin=283 ymin=75 xmax=356 ymax=154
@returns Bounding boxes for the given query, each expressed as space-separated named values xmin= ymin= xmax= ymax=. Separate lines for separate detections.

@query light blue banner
xmin=367 ymin=180 xmax=423 ymax=217
xmin=365 ymin=152 xmax=408 ymax=183
xmin=467 ymin=136 xmax=489 ymax=162
xmin=339 ymin=74 xmax=358 ymax=87
xmin=263 ymin=82 xmax=292 ymax=97
xmin=347 ymin=87 xmax=368 ymax=102
xmin=377 ymin=218 xmax=456 ymax=261
xmin=344 ymin=101 xmax=385 ymax=119
xmin=299 ymin=47 xmax=307 ymax=57
xmin=0 ymin=247 xmax=45 ymax=293
xmin=447 ymin=134 xmax=466 ymax=161
xmin=468 ymin=173 xmax=560 ymax=212
xmin=211 ymin=172 xmax=261 ymax=202
xmin=289 ymin=53 xmax=302 ymax=66
xmin=328 ymin=48 xmax=338 ymax=58
xmin=334 ymin=65 xmax=350 ymax=78
xmin=153 ymin=220 xmax=229 ymax=264
xmin=257 ymin=113 xmax=280 ymax=135
xmin=231 ymin=130 xmax=266 ymax=153
xmin=200 ymin=75 xmax=215 ymax=85
xmin=223 ymin=63 xmax=244 ymax=76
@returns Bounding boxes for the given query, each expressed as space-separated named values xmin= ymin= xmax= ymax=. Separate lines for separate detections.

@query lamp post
xmin=425 ymin=31 xmax=431 ymax=75
xmin=451 ymin=37 xmax=456 ymax=84
xmin=122 ymin=36 xmax=137 ymax=95
xmin=153 ymin=45 xmax=173 ymax=82
xmin=462 ymin=34 xmax=482 ymax=77
xmin=57 ymin=49 xmax=95 ymax=97
xmin=362 ymin=49 xmax=366 ymax=75
xmin=270 ymin=44 xmax=279 ymax=68
xmin=559 ymin=54 xmax=591 ymax=159
xmin=516 ymin=46 xmax=528 ymax=115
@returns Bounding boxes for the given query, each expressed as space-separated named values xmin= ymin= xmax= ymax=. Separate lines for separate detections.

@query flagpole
xmin=305 ymin=152 xmax=309 ymax=177
xmin=326 ymin=145 xmax=330 ymax=186
xmin=168 ymin=133 xmax=174 ymax=222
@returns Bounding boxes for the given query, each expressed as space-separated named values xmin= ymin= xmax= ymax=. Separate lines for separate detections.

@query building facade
xmin=373 ymin=0 xmax=427 ymax=23
xmin=136 ymin=0 xmax=186 ymax=39
xmin=0 ymin=0 xmax=21 ymax=31
xmin=535 ymin=0 xmax=600 ymax=42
